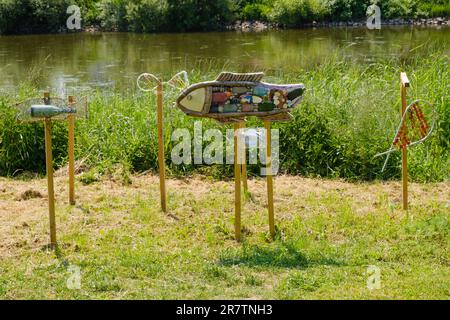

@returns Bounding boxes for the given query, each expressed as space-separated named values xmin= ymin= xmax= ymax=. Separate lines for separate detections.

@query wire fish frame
xmin=137 ymin=71 xmax=189 ymax=93
xmin=375 ymin=99 xmax=435 ymax=172
xmin=14 ymin=96 xmax=89 ymax=122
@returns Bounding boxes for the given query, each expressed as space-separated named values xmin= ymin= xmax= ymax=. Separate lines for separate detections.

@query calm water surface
xmin=0 ymin=26 xmax=448 ymax=92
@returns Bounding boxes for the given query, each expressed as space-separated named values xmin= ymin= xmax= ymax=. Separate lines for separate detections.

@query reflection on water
xmin=0 ymin=26 xmax=448 ymax=92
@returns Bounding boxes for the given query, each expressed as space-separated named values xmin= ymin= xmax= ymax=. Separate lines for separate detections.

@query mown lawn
xmin=0 ymin=174 xmax=448 ymax=299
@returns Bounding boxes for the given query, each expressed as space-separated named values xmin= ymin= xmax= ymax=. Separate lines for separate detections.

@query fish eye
xmin=186 ymin=95 xmax=192 ymax=101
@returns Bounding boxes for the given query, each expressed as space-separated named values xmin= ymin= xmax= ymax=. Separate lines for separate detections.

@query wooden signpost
xmin=375 ymin=72 xmax=434 ymax=210
xmin=156 ymin=81 xmax=167 ymax=213
xmin=233 ymin=121 xmax=275 ymax=241
xmin=400 ymin=72 xmax=410 ymax=210
xmin=14 ymin=92 xmax=84 ymax=248
xmin=239 ymin=122 xmax=248 ymax=194
xmin=43 ymin=92 xmax=57 ymax=247
xmin=68 ymin=95 xmax=76 ymax=205
xmin=264 ymin=121 xmax=275 ymax=238
xmin=234 ymin=123 xmax=242 ymax=241
xmin=137 ymin=73 xmax=168 ymax=213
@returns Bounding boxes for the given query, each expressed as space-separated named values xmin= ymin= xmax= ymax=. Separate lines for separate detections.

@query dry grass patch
xmin=0 ymin=174 xmax=448 ymax=299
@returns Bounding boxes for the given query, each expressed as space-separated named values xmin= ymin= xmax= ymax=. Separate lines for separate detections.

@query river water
xmin=0 ymin=26 xmax=448 ymax=92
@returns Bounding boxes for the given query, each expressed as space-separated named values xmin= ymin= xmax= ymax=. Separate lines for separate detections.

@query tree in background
xmin=0 ymin=0 xmax=71 ymax=34
xmin=0 ymin=0 xmax=449 ymax=34
xmin=166 ymin=0 xmax=233 ymax=32
xmin=232 ymin=0 xmax=273 ymax=21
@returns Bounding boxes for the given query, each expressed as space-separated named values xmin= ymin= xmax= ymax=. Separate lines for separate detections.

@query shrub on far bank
xmin=269 ymin=0 xmax=330 ymax=26
xmin=97 ymin=0 xmax=233 ymax=32
xmin=0 ymin=0 xmax=71 ymax=34
xmin=126 ymin=0 xmax=168 ymax=32
xmin=165 ymin=0 xmax=233 ymax=32
xmin=235 ymin=0 xmax=273 ymax=21
xmin=417 ymin=0 xmax=450 ymax=17
xmin=267 ymin=0 xmax=450 ymax=26
xmin=324 ymin=0 xmax=371 ymax=21
xmin=97 ymin=0 xmax=128 ymax=31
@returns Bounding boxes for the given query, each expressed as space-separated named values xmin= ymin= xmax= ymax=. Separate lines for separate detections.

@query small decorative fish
xmin=176 ymin=72 xmax=305 ymax=123
xmin=14 ymin=97 xmax=87 ymax=122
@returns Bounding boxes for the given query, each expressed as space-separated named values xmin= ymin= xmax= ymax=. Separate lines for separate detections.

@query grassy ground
xmin=0 ymin=173 xmax=448 ymax=299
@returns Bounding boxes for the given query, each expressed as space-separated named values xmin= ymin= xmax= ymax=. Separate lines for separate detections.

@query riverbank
xmin=0 ymin=173 xmax=448 ymax=299
xmin=55 ymin=16 xmax=450 ymax=34
xmin=228 ymin=17 xmax=450 ymax=32
xmin=66 ymin=16 xmax=450 ymax=34
xmin=6 ymin=17 xmax=450 ymax=35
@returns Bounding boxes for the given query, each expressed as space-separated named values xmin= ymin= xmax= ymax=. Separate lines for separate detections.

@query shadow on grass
xmin=218 ymin=242 xmax=344 ymax=269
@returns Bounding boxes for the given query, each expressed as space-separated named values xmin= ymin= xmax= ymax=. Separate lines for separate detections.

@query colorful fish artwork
xmin=176 ymin=72 xmax=305 ymax=123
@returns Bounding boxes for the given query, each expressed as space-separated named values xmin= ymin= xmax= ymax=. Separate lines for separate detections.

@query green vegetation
xmin=0 ymin=175 xmax=448 ymax=299
xmin=0 ymin=0 xmax=449 ymax=34
xmin=0 ymin=47 xmax=448 ymax=182
xmin=1 ymin=1 xmax=448 ymax=302
xmin=0 ymin=0 xmax=71 ymax=34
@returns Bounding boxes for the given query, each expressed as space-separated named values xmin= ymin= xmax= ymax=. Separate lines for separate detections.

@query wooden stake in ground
xmin=67 ymin=96 xmax=76 ymax=205
xmin=43 ymin=93 xmax=56 ymax=247
xmin=264 ymin=121 xmax=275 ymax=238
xmin=400 ymin=72 xmax=410 ymax=210
xmin=234 ymin=123 xmax=242 ymax=241
xmin=156 ymin=82 xmax=167 ymax=212
xmin=239 ymin=122 xmax=248 ymax=193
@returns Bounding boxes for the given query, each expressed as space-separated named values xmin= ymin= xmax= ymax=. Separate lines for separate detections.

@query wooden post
xmin=264 ymin=121 xmax=275 ymax=238
xmin=44 ymin=93 xmax=56 ymax=247
xmin=67 ymin=96 xmax=76 ymax=205
xmin=234 ymin=123 xmax=242 ymax=241
xmin=156 ymin=82 xmax=167 ymax=212
xmin=240 ymin=122 xmax=248 ymax=193
xmin=400 ymin=72 xmax=410 ymax=210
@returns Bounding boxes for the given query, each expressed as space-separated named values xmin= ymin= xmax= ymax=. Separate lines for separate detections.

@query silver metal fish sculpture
xmin=176 ymin=72 xmax=305 ymax=123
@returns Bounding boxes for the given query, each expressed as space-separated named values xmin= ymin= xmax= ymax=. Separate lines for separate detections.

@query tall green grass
xmin=0 ymin=50 xmax=448 ymax=182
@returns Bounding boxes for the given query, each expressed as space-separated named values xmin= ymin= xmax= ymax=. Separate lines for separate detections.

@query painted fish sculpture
xmin=176 ymin=72 xmax=305 ymax=123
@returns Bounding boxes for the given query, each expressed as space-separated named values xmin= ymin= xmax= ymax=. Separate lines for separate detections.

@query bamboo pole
xmin=264 ymin=121 xmax=275 ymax=238
xmin=240 ymin=122 xmax=248 ymax=193
xmin=400 ymin=72 xmax=410 ymax=210
xmin=156 ymin=82 xmax=167 ymax=212
xmin=67 ymin=96 xmax=76 ymax=205
xmin=44 ymin=109 xmax=57 ymax=247
xmin=234 ymin=123 xmax=242 ymax=241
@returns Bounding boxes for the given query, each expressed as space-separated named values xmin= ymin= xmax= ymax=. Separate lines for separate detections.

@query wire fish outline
xmin=375 ymin=99 xmax=435 ymax=172
xmin=137 ymin=71 xmax=189 ymax=93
